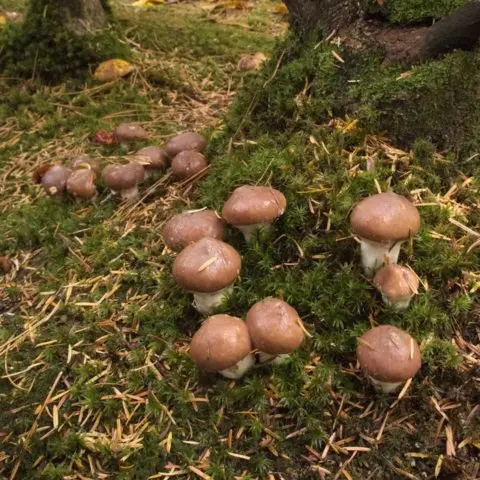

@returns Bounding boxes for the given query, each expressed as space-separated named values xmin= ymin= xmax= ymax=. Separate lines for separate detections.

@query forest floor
xmin=0 ymin=1 xmax=479 ymax=480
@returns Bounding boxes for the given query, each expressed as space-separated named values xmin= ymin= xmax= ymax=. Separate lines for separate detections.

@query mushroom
xmin=222 ymin=185 xmax=287 ymax=242
xmin=350 ymin=192 xmax=420 ymax=276
xmin=246 ymin=297 xmax=304 ymax=364
xmin=171 ymin=151 xmax=208 ymax=180
xmin=356 ymin=325 xmax=421 ymax=393
xmin=71 ymin=154 xmax=99 ymax=173
xmin=237 ymin=52 xmax=267 ymax=72
xmin=374 ymin=264 xmax=420 ymax=310
xmin=164 ymin=132 xmax=207 ymax=159
xmin=35 ymin=165 xmax=72 ymax=196
xmin=67 ymin=169 xmax=97 ymax=200
xmin=0 ymin=256 xmax=11 ymax=274
xmin=163 ymin=209 xmax=225 ymax=251
xmin=134 ymin=146 xmax=169 ymax=176
xmin=190 ymin=314 xmax=255 ymax=379
xmin=172 ymin=237 xmax=241 ymax=314
xmin=101 ymin=163 xmax=145 ymax=200
xmin=113 ymin=123 xmax=149 ymax=143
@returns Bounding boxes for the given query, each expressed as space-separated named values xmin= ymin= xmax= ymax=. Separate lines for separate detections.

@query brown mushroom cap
xmin=246 ymin=297 xmax=304 ymax=355
xmin=67 ymin=169 xmax=97 ymax=199
xmin=350 ymin=192 xmax=420 ymax=243
xmin=101 ymin=163 xmax=145 ymax=191
xmin=164 ymin=132 xmax=207 ymax=159
xmin=356 ymin=325 xmax=421 ymax=383
xmin=171 ymin=151 xmax=208 ymax=180
xmin=374 ymin=264 xmax=420 ymax=301
xmin=163 ymin=210 xmax=225 ymax=251
xmin=71 ymin=155 xmax=100 ymax=173
xmin=190 ymin=314 xmax=252 ymax=372
xmin=173 ymin=237 xmax=241 ymax=293
xmin=113 ymin=123 xmax=149 ymax=143
xmin=41 ymin=165 xmax=72 ymax=196
xmin=135 ymin=146 xmax=169 ymax=170
xmin=222 ymin=185 xmax=287 ymax=226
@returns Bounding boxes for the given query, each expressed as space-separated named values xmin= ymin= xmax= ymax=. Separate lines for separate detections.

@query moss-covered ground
xmin=0 ymin=1 xmax=479 ymax=479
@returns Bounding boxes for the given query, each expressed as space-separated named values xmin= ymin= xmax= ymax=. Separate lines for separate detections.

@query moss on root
xmin=0 ymin=0 xmax=128 ymax=83
xmin=227 ymin=34 xmax=480 ymax=157
xmin=364 ymin=0 xmax=469 ymax=23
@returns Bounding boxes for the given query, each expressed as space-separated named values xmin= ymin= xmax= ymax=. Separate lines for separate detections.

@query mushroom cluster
xmin=189 ymin=298 xmax=305 ymax=379
xmin=35 ymin=127 xmax=210 ymax=203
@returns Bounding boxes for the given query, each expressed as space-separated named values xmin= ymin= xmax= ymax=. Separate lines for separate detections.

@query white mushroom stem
xmin=192 ymin=285 xmax=233 ymax=315
xmin=119 ymin=186 xmax=139 ymax=201
xmin=359 ymin=238 xmax=403 ymax=276
xmin=257 ymin=352 xmax=290 ymax=365
xmin=368 ymin=375 xmax=404 ymax=393
xmin=382 ymin=294 xmax=414 ymax=311
xmin=219 ymin=354 xmax=256 ymax=379
xmin=235 ymin=222 xmax=271 ymax=242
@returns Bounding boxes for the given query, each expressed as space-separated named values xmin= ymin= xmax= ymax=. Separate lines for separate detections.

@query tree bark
xmin=284 ymin=0 xmax=480 ymax=62
xmin=51 ymin=0 xmax=107 ymax=35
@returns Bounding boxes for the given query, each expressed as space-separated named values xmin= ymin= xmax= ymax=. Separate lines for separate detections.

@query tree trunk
xmin=284 ymin=0 xmax=480 ymax=62
xmin=51 ymin=0 xmax=107 ymax=35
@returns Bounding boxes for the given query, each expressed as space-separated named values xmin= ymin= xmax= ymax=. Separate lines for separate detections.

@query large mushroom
xmin=172 ymin=237 xmax=241 ymax=314
xmin=374 ymin=264 xmax=420 ymax=310
xmin=246 ymin=297 xmax=304 ymax=364
xmin=350 ymin=192 xmax=420 ymax=276
xmin=164 ymin=132 xmax=207 ymax=160
xmin=35 ymin=165 xmax=72 ymax=197
xmin=101 ymin=163 xmax=145 ymax=200
xmin=113 ymin=123 xmax=149 ymax=143
xmin=356 ymin=325 xmax=421 ymax=393
xmin=222 ymin=185 xmax=287 ymax=242
xmin=67 ymin=169 xmax=97 ymax=200
xmin=134 ymin=146 xmax=169 ymax=177
xmin=171 ymin=151 xmax=208 ymax=180
xmin=163 ymin=209 xmax=225 ymax=251
xmin=190 ymin=314 xmax=255 ymax=379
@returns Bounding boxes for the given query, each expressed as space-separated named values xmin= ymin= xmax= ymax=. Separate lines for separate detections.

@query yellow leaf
xmin=132 ymin=0 xmax=164 ymax=6
xmin=0 ymin=15 xmax=7 ymax=28
xmin=93 ymin=59 xmax=135 ymax=82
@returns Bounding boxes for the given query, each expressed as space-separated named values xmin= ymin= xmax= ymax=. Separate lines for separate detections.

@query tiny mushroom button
xmin=172 ymin=237 xmax=241 ymax=315
xmin=163 ymin=209 xmax=225 ymax=251
xmin=246 ymin=297 xmax=304 ymax=364
xmin=222 ymin=185 xmax=287 ymax=242
xmin=374 ymin=264 xmax=420 ymax=310
xmin=190 ymin=314 xmax=255 ymax=379
xmin=350 ymin=192 xmax=420 ymax=275
xmin=356 ymin=325 xmax=421 ymax=393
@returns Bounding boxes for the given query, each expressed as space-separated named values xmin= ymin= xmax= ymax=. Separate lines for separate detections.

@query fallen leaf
xmin=93 ymin=130 xmax=115 ymax=145
xmin=93 ymin=59 xmax=135 ymax=82
xmin=237 ymin=52 xmax=267 ymax=72
xmin=271 ymin=3 xmax=288 ymax=15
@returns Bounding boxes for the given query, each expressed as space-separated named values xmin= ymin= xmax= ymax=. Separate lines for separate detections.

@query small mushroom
xmin=35 ymin=165 xmax=72 ymax=196
xmin=0 ymin=256 xmax=11 ymax=274
xmin=134 ymin=146 xmax=169 ymax=176
xmin=113 ymin=123 xmax=149 ymax=143
xmin=222 ymin=185 xmax=287 ymax=242
xmin=374 ymin=264 xmax=420 ymax=310
xmin=71 ymin=154 xmax=99 ymax=173
xmin=190 ymin=314 xmax=255 ymax=379
xmin=67 ymin=169 xmax=97 ymax=200
xmin=164 ymin=132 xmax=207 ymax=159
xmin=163 ymin=209 xmax=225 ymax=251
xmin=246 ymin=297 xmax=304 ymax=364
xmin=172 ymin=237 xmax=241 ymax=314
xmin=356 ymin=325 xmax=421 ymax=393
xmin=350 ymin=192 xmax=420 ymax=276
xmin=101 ymin=163 xmax=145 ymax=200
xmin=171 ymin=151 xmax=208 ymax=180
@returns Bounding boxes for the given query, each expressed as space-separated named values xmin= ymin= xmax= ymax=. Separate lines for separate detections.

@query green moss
xmin=0 ymin=0 xmax=129 ymax=83
xmin=369 ymin=0 xmax=469 ymax=24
